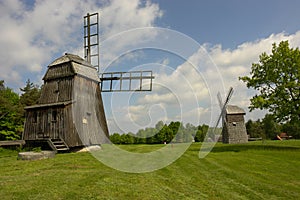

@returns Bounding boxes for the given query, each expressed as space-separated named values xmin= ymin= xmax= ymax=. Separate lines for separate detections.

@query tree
xmin=155 ymin=120 xmax=164 ymax=131
xmin=168 ymin=121 xmax=180 ymax=134
xmin=154 ymin=125 xmax=169 ymax=143
xmin=20 ymin=79 xmax=41 ymax=107
xmin=0 ymin=81 xmax=23 ymax=140
xmin=144 ymin=128 xmax=157 ymax=144
xmin=245 ymin=119 xmax=265 ymax=139
xmin=281 ymin=120 xmax=300 ymax=139
xmin=246 ymin=119 xmax=256 ymax=138
xmin=240 ymin=41 xmax=300 ymax=122
xmin=262 ymin=114 xmax=280 ymax=139
xmin=110 ymin=133 xmax=122 ymax=144
xmin=195 ymin=124 xmax=209 ymax=142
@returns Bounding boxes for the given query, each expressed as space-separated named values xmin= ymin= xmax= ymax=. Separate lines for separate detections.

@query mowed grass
xmin=0 ymin=140 xmax=300 ymax=200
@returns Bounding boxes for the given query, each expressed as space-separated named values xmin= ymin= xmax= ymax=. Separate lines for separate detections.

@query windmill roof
xmin=49 ymin=53 xmax=92 ymax=67
xmin=226 ymin=105 xmax=245 ymax=115
xmin=43 ymin=53 xmax=99 ymax=82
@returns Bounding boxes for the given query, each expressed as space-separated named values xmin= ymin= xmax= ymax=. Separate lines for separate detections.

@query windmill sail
xmin=215 ymin=87 xmax=234 ymax=127
xmin=100 ymin=71 xmax=154 ymax=92
xmin=84 ymin=12 xmax=154 ymax=92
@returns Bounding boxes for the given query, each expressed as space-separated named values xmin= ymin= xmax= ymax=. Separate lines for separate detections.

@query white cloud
xmin=124 ymin=31 xmax=300 ymax=131
xmin=0 ymin=0 xmax=162 ymax=90
xmin=101 ymin=0 xmax=162 ymax=37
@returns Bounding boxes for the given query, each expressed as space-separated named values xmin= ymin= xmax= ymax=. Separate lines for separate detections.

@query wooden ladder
xmin=47 ymin=138 xmax=69 ymax=153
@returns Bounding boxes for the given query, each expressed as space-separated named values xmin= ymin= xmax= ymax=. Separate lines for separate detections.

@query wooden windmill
xmin=216 ymin=87 xmax=248 ymax=144
xmin=22 ymin=13 xmax=154 ymax=152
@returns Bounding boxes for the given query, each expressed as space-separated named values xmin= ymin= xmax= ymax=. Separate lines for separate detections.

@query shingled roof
xmin=43 ymin=53 xmax=99 ymax=82
xmin=225 ymin=105 xmax=246 ymax=115
xmin=49 ymin=53 xmax=92 ymax=67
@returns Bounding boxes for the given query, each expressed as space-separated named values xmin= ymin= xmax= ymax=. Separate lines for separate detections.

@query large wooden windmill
xmin=216 ymin=87 xmax=248 ymax=144
xmin=22 ymin=13 xmax=154 ymax=152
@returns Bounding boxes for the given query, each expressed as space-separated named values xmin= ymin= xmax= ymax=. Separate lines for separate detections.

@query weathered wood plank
xmin=0 ymin=140 xmax=25 ymax=147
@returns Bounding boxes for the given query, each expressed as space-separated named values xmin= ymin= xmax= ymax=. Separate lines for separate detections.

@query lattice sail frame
xmin=84 ymin=13 xmax=100 ymax=72
xmin=100 ymin=71 xmax=153 ymax=92
xmin=84 ymin=13 xmax=154 ymax=92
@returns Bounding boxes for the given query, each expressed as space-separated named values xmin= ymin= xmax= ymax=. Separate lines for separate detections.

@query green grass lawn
xmin=0 ymin=140 xmax=300 ymax=200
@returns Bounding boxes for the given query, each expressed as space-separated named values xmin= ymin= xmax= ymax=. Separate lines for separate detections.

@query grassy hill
xmin=0 ymin=140 xmax=300 ymax=199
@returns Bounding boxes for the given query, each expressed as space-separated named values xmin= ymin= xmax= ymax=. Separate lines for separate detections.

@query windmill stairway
xmin=47 ymin=138 xmax=69 ymax=153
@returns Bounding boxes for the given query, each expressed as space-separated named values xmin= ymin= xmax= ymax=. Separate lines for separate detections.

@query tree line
xmin=109 ymin=114 xmax=300 ymax=145
xmin=246 ymin=114 xmax=300 ymax=140
xmin=109 ymin=121 xmax=209 ymax=144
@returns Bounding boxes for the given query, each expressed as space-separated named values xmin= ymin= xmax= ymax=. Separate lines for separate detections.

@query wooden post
xmin=87 ymin=13 xmax=91 ymax=63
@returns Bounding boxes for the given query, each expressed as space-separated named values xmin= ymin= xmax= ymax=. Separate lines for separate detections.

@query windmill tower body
xmin=222 ymin=105 xmax=248 ymax=144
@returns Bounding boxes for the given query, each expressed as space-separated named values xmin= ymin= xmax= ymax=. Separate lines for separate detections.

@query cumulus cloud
xmin=0 ymin=0 xmax=162 ymax=89
xmin=117 ymin=31 xmax=300 ymax=132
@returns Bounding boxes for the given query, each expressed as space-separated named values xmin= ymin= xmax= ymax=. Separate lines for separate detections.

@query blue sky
xmin=1 ymin=0 xmax=300 ymax=134
xmin=153 ymin=0 xmax=300 ymax=48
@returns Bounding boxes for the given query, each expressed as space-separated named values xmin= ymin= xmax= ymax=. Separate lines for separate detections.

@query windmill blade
xmin=215 ymin=110 xmax=223 ymax=128
xmin=217 ymin=92 xmax=223 ymax=110
xmin=223 ymin=87 xmax=234 ymax=106
xmin=214 ymin=87 xmax=234 ymax=130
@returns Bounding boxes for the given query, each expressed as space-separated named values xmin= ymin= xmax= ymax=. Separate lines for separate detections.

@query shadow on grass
xmin=195 ymin=143 xmax=300 ymax=153
xmin=212 ymin=145 xmax=300 ymax=153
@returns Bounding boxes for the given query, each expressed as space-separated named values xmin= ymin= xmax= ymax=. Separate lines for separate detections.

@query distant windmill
xmin=216 ymin=87 xmax=248 ymax=144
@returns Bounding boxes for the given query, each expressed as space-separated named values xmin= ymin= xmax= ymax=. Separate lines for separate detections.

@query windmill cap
xmin=225 ymin=105 xmax=245 ymax=115
xmin=48 ymin=53 xmax=93 ymax=67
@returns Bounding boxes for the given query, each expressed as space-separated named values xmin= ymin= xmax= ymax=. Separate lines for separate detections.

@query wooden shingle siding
xmin=43 ymin=63 xmax=74 ymax=81
xmin=222 ymin=105 xmax=248 ymax=144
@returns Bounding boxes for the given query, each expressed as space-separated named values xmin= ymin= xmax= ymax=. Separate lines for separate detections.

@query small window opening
xmin=52 ymin=110 xmax=57 ymax=122
xmin=33 ymin=112 xmax=38 ymax=123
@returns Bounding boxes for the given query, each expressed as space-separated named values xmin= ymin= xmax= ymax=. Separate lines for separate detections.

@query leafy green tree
xmin=246 ymin=119 xmax=256 ymax=138
xmin=0 ymin=80 xmax=4 ymax=90
xmin=194 ymin=129 xmax=204 ymax=142
xmin=281 ymin=120 xmax=300 ymax=139
xmin=144 ymin=128 xmax=158 ymax=144
xmin=246 ymin=119 xmax=265 ymax=139
xmin=240 ymin=41 xmax=300 ymax=122
xmin=154 ymin=124 xmax=168 ymax=143
xmin=124 ymin=133 xmax=135 ymax=144
xmin=195 ymin=124 xmax=209 ymax=142
xmin=110 ymin=133 xmax=122 ymax=144
xmin=20 ymin=79 xmax=41 ymax=107
xmin=262 ymin=114 xmax=280 ymax=139
xmin=168 ymin=121 xmax=180 ymax=134
xmin=155 ymin=120 xmax=164 ymax=131
xmin=0 ymin=81 xmax=23 ymax=140
xmin=136 ymin=129 xmax=147 ymax=144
